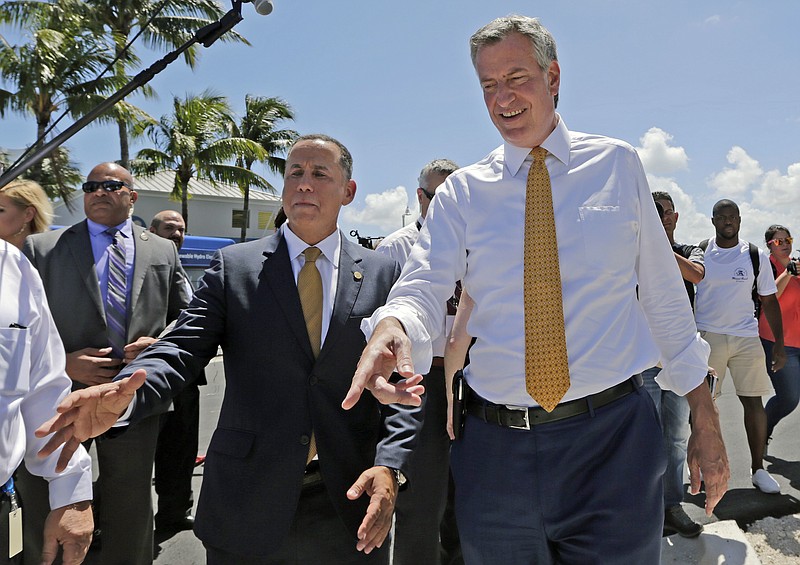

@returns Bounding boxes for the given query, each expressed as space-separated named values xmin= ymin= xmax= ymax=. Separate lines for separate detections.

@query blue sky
xmin=2 ymin=0 xmax=799 ymax=248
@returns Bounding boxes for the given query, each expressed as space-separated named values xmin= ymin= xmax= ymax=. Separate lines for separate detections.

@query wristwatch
xmin=390 ymin=468 xmax=407 ymax=488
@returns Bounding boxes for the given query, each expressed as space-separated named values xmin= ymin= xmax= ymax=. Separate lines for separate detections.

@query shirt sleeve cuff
xmin=362 ymin=305 xmax=434 ymax=375
xmin=655 ymin=332 xmax=711 ymax=396
xmin=46 ymin=450 xmax=93 ymax=510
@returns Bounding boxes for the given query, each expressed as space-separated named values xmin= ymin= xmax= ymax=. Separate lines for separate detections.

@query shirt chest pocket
xmin=578 ymin=206 xmax=636 ymax=272
xmin=0 ymin=327 xmax=32 ymax=395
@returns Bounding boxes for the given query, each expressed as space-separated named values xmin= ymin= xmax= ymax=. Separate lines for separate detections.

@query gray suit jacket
xmin=117 ymin=231 xmax=422 ymax=556
xmin=23 ymin=219 xmax=189 ymax=390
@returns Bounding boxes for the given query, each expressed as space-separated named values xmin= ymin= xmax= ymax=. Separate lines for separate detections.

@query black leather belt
xmin=466 ymin=374 xmax=642 ymax=429
xmin=430 ymin=357 xmax=445 ymax=368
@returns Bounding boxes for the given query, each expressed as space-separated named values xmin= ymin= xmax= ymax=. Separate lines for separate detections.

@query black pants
xmin=154 ymin=381 xmax=200 ymax=525
xmin=205 ymin=479 xmax=389 ymax=564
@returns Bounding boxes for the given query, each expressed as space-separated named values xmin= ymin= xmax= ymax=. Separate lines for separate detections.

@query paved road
xmin=142 ymin=359 xmax=799 ymax=563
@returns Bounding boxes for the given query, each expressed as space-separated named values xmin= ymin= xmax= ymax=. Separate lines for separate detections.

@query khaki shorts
xmin=700 ymin=331 xmax=773 ymax=398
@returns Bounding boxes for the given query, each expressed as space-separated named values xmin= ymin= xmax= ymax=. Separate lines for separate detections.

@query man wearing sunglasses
xmin=18 ymin=162 xmax=190 ymax=564
xmin=695 ymin=199 xmax=785 ymax=494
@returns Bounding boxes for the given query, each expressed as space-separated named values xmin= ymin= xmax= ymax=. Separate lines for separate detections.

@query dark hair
xmin=712 ymin=199 xmax=739 ymax=216
xmin=651 ymin=191 xmax=674 ymax=209
xmin=765 ymin=224 xmax=791 ymax=243
xmin=289 ymin=134 xmax=353 ymax=179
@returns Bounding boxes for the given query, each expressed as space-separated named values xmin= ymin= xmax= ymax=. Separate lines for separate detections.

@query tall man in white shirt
xmin=344 ymin=15 xmax=729 ymax=564
xmin=694 ymin=199 xmax=785 ymax=494
xmin=0 ymin=241 xmax=93 ymax=564
xmin=375 ymin=159 xmax=461 ymax=565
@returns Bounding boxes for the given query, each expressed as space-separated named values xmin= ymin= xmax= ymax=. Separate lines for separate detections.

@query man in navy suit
xmin=36 ymin=134 xmax=424 ymax=564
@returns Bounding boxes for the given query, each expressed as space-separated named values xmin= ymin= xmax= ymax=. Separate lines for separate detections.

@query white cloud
xmin=704 ymin=15 xmax=721 ymax=25
xmin=341 ymin=185 xmax=412 ymax=232
xmin=636 ymin=127 xmax=689 ymax=176
xmin=707 ymin=146 xmax=762 ymax=197
xmin=751 ymin=162 xmax=800 ymax=209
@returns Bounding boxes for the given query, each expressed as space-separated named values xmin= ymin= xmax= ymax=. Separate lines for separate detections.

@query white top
xmin=376 ymin=221 xmax=421 ymax=267
xmin=362 ymin=116 xmax=710 ymax=406
xmin=283 ymin=224 xmax=341 ymax=344
xmin=695 ymin=238 xmax=777 ymax=337
xmin=376 ymin=219 xmax=450 ymax=358
xmin=0 ymin=242 xmax=92 ymax=509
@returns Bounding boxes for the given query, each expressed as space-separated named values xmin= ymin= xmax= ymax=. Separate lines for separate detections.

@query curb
xmin=661 ymin=519 xmax=761 ymax=564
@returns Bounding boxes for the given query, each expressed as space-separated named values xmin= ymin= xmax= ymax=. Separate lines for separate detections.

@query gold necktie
xmin=524 ymin=147 xmax=570 ymax=412
xmin=298 ymin=247 xmax=322 ymax=463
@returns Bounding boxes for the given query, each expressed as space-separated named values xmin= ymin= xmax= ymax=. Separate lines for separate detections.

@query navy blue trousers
xmin=450 ymin=386 xmax=666 ymax=565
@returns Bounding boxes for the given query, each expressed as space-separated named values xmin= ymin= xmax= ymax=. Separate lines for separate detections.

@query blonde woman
xmin=0 ymin=179 xmax=54 ymax=248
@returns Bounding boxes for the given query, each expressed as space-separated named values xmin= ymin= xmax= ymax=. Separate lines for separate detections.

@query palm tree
xmin=230 ymin=95 xmax=297 ymax=241
xmin=0 ymin=0 xmax=116 ymax=198
xmin=130 ymin=90 xmax=271 ymax=229
xmin=80 ymin=0 xmax=250 ymax=167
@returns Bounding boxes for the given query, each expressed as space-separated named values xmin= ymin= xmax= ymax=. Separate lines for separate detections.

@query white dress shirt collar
xmin=282 ymin=224 xmax=340 ymax=267
xmin=503 ymin=113 xmax=572 ymax=176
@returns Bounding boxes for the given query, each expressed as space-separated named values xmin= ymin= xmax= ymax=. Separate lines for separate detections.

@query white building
xmin=53 ymin=170 xmax=282 ymax=240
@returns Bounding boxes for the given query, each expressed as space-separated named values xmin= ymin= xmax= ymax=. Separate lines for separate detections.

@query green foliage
xmin=131 ymin=90 xmax=272 ymax=229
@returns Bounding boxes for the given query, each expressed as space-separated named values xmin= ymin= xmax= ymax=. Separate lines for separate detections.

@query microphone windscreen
xmin=254 ymin=0 xmax=273 ymax=15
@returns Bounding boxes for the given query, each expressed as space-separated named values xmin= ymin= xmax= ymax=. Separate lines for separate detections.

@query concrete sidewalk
xmin=661 ymin=520 xmax=761 ymax=565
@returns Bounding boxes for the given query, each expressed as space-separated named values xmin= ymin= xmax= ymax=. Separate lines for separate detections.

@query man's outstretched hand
xmin=343 ymin=317 xmax=424 ymax=410
xmin=35 ymin=371 xmax=147 ymax=472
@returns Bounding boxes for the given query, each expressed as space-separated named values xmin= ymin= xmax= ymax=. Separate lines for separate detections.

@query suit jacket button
xmin=300 ymin=435 xmax=310 ymax=446
xmin=309 ymin=375 xmax=319 ymax=385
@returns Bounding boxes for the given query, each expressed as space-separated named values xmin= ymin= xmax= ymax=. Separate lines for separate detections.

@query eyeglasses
xmin=768 ymin=237 xmax=793 ymax=246
xmin=81 ymin=180 xmax=131 ymax=193
xmin=419 ymin=187 xmax=436 ymax=200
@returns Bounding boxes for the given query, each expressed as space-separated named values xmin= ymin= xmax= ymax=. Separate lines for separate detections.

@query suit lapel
xmin=261 ymin=233 xmax=316 ymax=361
xmin=129 ymin=225 xmax=151 ymax=315
xmin=67 ymin=221 xmax=105 ymax=323
xmin=320 ymin=236 xmax=363 ymax=359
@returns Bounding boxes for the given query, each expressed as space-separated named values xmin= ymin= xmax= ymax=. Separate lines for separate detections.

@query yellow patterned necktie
xmin=523 ymin=147 xmax=570 ymax=412
xmin=298 ymin=246 xmax=322 ymax=462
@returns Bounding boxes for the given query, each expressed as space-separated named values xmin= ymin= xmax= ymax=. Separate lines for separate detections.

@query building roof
xmin=133 ymin=170 xmax=281 ymax=202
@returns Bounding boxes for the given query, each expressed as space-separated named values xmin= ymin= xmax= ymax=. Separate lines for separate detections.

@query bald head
xmin=83 ymin=162 xmax=137 ymax=227
xmin=150 ymin=210 xmax=186 ymax=250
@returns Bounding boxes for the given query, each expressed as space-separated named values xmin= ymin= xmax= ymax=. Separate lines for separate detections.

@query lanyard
xmin=2 ymin=477 xmax=19 ymax=510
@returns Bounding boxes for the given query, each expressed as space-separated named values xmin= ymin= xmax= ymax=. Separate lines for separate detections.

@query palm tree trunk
xmin=181 ymin=181 xmax=189 ymax=230
xmin=117 ymin=118 xmax=129 ymax=168
xmin=240 ymin=186 xmax=250 ymax=242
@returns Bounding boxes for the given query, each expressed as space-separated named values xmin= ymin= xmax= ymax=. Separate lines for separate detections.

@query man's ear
xmin=342 ymin=180 xmax=357 ymax=205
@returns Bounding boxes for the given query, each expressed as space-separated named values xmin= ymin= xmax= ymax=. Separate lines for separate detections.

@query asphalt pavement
xmin=144 ymin=358 xmax=800 ymax=564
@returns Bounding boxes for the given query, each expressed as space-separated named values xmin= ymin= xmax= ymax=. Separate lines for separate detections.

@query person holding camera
xmin=759 ymin=225 xmax=800 ymax=446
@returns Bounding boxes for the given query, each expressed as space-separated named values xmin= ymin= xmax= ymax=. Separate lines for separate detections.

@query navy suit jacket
xmin=117 ymin=231 xmax=421 ymax=556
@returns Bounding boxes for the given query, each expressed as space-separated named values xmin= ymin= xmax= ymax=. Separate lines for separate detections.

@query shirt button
xmin=300 ymin=435 xmax=310 ymax=446
xmin=309 ymin=375 xmax=319 ymax=385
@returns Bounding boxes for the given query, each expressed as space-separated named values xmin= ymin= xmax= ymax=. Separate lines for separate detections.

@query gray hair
xmin=290 ymin=134 xmax=353 ymax=180
xmin=470 ymin=15 xmax=558 ymax=70
xmin=418 ymin=159 xmax=459 ymax=189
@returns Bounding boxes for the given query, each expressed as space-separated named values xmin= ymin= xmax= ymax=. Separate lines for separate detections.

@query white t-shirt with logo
xmin=695 ymin=238 xmax=777 ymax=337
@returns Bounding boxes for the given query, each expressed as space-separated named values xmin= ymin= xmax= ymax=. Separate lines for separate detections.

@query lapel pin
xmin=139 ymin=232 xmax=149 ymax=241
xmin=353 ymin=271 xmax=363 ymax=281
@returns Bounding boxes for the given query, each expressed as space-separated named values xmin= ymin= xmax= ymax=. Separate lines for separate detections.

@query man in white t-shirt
xmin=695 ymin=199 xmax=785 ymax=494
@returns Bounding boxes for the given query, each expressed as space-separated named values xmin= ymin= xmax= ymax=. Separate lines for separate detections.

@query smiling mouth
xmin=501 ymin=109 xmax=525 ymax=118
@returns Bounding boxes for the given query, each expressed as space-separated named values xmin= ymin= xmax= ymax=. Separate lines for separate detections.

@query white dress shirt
xmin=0 ymin=242 xmax=92 ymax=509
xmin=376 ymin=220 xmax=421 ymax=267
xmin=283 ymin=224 xmax=341 ymax=344
xmin=376 ymin=218 xmax=451 ymax=358
xmin=363 ymin=115 xmax=710 ymax=407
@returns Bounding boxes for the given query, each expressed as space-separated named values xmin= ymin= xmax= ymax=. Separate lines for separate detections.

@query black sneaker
xmin=663 ymin=505 xmax=703 ymax=538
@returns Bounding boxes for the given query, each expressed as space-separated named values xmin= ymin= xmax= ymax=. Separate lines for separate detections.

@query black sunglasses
xmin=81 ymin=180 xmax=131 ymax=193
